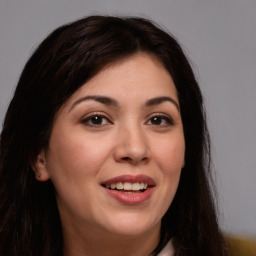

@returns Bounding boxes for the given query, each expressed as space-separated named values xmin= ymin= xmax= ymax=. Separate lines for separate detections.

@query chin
xmin=102 ymin=212 xmax=161 ymax=238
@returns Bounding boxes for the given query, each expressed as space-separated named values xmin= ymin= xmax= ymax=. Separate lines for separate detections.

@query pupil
xmin=152 ymin=117 xmax=161 ymax=125
xmin=92 ymin=116 xmax=102 ymax=124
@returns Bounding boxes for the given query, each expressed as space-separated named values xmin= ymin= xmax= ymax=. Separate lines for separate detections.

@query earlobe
xmin=31 ymin=151 xmax=50 ymax=182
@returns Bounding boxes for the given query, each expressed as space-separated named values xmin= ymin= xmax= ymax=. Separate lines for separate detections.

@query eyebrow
xmin=69 ymin=95 xmax=179 ymax=112
xmin=145 ymin=96 xmax=180 ymax=111
xmin=69 ymin=95 xmax=119 ymax=112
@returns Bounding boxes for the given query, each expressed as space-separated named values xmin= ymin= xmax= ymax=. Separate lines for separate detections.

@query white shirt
xmin=157 ymin=239 xmax=175 ymax=256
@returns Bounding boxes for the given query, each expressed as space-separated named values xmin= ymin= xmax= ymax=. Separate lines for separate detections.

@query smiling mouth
xmin=102 ymin=182 xmax=151 ymax=193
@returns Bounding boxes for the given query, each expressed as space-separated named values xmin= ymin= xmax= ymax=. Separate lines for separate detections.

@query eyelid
xmin=146 ymin=113 xmax=175 ymax=126
xmin=80 ymin=112 xmax=113 ymax=127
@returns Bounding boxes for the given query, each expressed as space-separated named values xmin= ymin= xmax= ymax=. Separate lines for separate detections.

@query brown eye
xmin=151 ymin=116 xmax=162 ymax=125
xmin=91 ymin=116 xmax=104 ymax=125
xmin=147 ymin=115 xmax=174 ymax=126
xmin=81 ymin=114 xmax=111 ymax=127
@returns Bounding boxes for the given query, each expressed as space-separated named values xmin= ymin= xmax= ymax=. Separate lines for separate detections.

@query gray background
xmin=0 ymin=0 xmax=255 ymax=237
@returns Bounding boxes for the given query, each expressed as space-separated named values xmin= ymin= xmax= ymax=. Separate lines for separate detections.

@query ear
xmin=30 ymin=150 xmax=50 ymax=182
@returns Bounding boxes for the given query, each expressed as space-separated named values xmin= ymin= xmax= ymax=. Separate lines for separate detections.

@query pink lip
xmin=101 ymin=175 xmax=156 ymax=205
xmin=104 ymin=187 xmax=154 ymax=205
xmin=101 ymin=175 xmax=156 ymax=186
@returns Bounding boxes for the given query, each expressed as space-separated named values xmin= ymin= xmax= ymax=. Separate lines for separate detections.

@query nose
xmin=113 ymin=123 xmax=150 ymax=165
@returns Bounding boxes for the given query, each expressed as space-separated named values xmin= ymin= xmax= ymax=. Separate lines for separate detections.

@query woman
xmin=0 ymin=16 xmax=228 ymax=255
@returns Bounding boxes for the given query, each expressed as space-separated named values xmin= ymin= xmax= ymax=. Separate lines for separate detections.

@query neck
xmin=62 ymin=222 xmax=161 ymax=256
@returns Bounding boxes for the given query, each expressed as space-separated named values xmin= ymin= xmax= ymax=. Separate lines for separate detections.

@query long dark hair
xmin=0 ymin=16 xmax=227 ymax=255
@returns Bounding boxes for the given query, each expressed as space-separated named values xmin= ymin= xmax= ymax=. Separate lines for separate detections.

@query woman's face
xmin=36 ymin=53 xmax=185 ymax=240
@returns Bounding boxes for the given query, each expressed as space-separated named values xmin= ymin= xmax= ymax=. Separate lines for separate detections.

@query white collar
xmin=157 ymin=239 xmax=175 ymax=256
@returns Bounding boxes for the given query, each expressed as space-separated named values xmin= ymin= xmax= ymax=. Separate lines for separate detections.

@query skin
xmin=35 ymin=53 xmax=185 ymax=256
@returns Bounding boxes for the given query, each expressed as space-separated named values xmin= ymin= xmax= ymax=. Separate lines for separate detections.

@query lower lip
xmin=104 ymin=187 xmax=154 ymax=205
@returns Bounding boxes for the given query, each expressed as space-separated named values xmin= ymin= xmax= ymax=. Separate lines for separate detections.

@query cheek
xmin=45 ymin=130 xmax=114 ymax=217
xmin=150 ymin=134 xmax=185 ymax=219
xmin=46 ymin=128 xmax=112 ymax=181
xmin=155 ymin=134 xmax=185 ymax=174
xmin=154 ymin=133 xmax=185 ymax=195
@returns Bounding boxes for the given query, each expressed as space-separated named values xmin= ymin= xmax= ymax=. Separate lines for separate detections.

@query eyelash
xmin=146 ymin=114 xmax=174 ymax=127
xmin=81 ymin=113 xmax=174 ymax=128
xmin=81 ymin=113 xmax=112 ymax=127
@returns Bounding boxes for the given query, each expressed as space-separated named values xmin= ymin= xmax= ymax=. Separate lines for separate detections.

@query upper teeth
xmin=106 ymin=182 xmax=148 ymax=191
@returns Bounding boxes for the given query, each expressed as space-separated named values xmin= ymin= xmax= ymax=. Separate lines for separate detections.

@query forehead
xmin=64 ymin=53 xmax=178 ymax=108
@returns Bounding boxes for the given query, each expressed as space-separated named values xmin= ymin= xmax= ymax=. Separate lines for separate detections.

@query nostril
xmin=120 ymin=156 xmax=149 ymax=165
xmin=122 ymin=157 xmax=131 ymax=161
xmin=141 ymin=157 xmax=148 ymax=162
